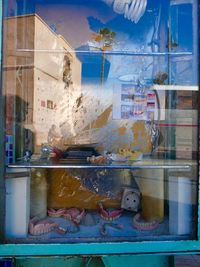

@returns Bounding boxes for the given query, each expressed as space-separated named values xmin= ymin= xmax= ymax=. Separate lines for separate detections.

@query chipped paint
xmin=84 ymin=105 xmax=112 ymax=130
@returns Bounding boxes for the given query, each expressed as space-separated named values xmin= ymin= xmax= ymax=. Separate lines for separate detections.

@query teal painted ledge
xmin=1 ymin=240 xmax=200 ymax=257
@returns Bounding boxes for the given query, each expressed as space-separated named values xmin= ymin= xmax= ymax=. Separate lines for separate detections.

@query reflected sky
xmin=4 ymin=0 xmax=198 ymax=85
xmin=6 ymin=0 xmax=194 ymax=50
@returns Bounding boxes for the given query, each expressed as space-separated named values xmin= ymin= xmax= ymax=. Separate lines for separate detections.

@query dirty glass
xmin=3 ymin=0 xmax=199 ymax=243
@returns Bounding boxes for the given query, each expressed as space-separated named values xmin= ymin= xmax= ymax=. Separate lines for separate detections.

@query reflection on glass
xmin=3 ymin=0 xmax=199 ymax=243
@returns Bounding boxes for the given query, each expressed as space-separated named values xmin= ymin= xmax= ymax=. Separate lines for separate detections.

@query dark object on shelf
xmin=16 ymin=150 xmax=32 ymax=162
xmin=61 ymin=146 xmax=100 ymax=161
xmin=153 ymin=72 xmax=168 ymax=85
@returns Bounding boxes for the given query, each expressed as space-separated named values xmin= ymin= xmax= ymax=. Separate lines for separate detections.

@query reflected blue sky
xmin=6 ymin=0 xmax=193 ymax=50
xmin=4 ymin=0 xmax=197 ymax=84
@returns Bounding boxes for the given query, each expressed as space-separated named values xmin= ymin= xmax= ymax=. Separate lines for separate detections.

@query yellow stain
xmin=112 ymin=126 xmax=126 ymax=136
xmin=131 ymin=121 xmax=152 ymax=154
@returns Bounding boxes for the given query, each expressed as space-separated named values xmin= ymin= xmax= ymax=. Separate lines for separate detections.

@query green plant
xmin=91 ymin=28 xmax=116 ymax=84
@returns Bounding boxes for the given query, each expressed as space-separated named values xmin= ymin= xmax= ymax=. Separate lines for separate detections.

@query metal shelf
xmin=7 ymin=159 xmax=195 ymax=170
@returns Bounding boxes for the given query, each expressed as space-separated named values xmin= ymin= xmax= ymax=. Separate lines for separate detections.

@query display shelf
xmin=16 ymin=48 xmax=193 ymax=57
xmin=7 ymin=159 xmax=195 ymax=170
xmin=152 ymin=85 xmax=198 ymax=91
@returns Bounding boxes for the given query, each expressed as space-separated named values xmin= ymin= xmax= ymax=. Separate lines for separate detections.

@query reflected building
xmin=3 ymin=14 xmax=82 ymax=155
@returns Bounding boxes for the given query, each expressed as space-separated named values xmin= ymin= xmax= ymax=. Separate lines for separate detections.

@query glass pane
xmin=3 ymin=0 xmax=199 ymax=243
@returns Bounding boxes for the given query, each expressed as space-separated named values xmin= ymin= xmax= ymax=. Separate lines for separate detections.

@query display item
xmin=47 ymin=208 xmax=67 ymax=218
xmin=29 ymin=217 xmax=59 ymax=236
xmin=133 ymin=213 xmax=160 ymax=231
xmin=62 ymin=208 xmax=86 ymax=224
xmin=98 ymin=202 xmax=123 ymax=221
xmin=121 ymin=188 xmax=141 ymax=212
xmin=48 ymin=208 xmax=85 ymax=224
xmin=61 ymin=146 xmax=99 ymax=162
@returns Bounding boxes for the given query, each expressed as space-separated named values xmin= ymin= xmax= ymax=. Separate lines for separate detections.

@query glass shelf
xmin=16 ymin=48 xmax=193 ymax=57
xmin=7 ymin=159 xmax=195 ymax=170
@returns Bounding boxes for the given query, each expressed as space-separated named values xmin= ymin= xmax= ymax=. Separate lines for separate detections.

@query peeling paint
xmin=131 ymin=121 xmax=152 ymax=153
xmin=84 ymin=105 xmax=112 ymax=130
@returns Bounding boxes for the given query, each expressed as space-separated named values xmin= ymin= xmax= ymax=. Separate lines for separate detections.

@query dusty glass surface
xmin=3 ymin=0 xmax=199 ymax=243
